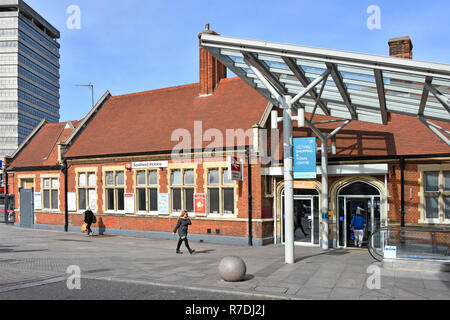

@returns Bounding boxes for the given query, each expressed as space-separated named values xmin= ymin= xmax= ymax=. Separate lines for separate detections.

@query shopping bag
xmin=81 ymin=223 xmax=88 ymax=232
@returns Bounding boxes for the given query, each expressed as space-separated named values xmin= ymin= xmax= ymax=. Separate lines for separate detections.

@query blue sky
xmin=26 ymin=0 xmax=450 ymax=122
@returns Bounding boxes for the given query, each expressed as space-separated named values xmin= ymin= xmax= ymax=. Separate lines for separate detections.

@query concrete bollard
xmin=219 ymin=256 xmax=247 ymax=282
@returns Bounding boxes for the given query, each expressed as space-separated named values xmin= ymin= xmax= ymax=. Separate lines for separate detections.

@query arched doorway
xmin=281 ymin=188 xmax=320 ymax=246
xmin=337 ymin=181 xmax=382 ymax=248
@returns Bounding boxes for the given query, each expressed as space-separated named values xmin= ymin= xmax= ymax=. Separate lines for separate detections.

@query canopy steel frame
xmin=246 ymin=59 xmax=354 ymax=259
xmin=282 ymin=57 xmax=331 ymax=116
xmin=426 ymin=82 xmax=450 ymax=115
xmin=419 ymin=117 xmax=450 ymax=146
xmin=200 ymin=33 xmax=450 ymax=263
xmin=374 ymin=69 xmax=389 ymax=125
xmin=325 ymin=62 xmax=358 ymax=120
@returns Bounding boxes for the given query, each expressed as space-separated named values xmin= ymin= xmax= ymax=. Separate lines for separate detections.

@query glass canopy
xmin=200 ymin=34 xmax=450 ymax=127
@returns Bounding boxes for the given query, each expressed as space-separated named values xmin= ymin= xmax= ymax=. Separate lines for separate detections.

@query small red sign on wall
xmin=125 ymin=162 xmax=133 ymax=170
xmin=228 ymin=156 xmax=243 ymax=181
xmin=194 ymin=194 xmax=207 ymax=215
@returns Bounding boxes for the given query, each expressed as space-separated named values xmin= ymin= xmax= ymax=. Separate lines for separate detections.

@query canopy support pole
xmin=306 ymin=119 xmax=351 ymax=249
xmin=282 ymin=95 xmax=295 ymax=263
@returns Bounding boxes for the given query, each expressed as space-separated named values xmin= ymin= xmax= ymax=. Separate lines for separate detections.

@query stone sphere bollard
xmin=219 ymin=256 xmax=247 ymax=282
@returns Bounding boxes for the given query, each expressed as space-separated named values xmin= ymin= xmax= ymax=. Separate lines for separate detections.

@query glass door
xmin=294 ymin=199 xmax=313 ymax=244
xmin=282 ymin=196 xmax=317 ymax=245
xmin=346 ymin=198 xmax=370 ymax=247
xmin=337 ymin=181 xmax=382 ymax=248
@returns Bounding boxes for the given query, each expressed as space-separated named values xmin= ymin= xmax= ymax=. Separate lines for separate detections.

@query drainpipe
xmin=400 ymin=157 xmax=406 ymax=228
xmin=62 ymin=160 xmax=69 ymax=232
xmin=4 ymin=164 xmax=9 ymax=225
xmin=247 ymin=146 xmax=253 ymax=246
xmin=273 ymin=176 xmax=277 ymax=245
xmin=400 ymin=157 xmax=406 ymax=247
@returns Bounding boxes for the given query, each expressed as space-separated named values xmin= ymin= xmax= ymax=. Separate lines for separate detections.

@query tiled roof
xmin=64 ymin=78 xmax=269 ymax=158
xmin=8 ymin=121 xmax=78 ymax=169
xmin=293 ymin=113 xmax=450 ymax=158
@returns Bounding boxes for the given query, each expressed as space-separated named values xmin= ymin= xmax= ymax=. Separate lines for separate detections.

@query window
xmin=77 ymin=172 xmax=96 ymax=211
xmin=422 ymin=171 xmax=450 ymax=222
xmin=136 ymin=170 xmax=159 ymax=214
xmin=105 ymin=171 xmax=125 ymax=213
xmin=207 ymin=168 xmax=235 ymax=216
xmin=169 ymin=168 xmax=195 ymax=214
xmin=42 ymin=177 xmax=58 ymax=210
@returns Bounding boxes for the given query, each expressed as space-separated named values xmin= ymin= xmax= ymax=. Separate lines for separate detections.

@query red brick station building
xmin=3 ymin=29 xmax=450 ymax=248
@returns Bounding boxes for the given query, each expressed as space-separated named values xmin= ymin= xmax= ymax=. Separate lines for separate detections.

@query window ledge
xmin=39 ymin=210 xmax=60 ymax=214
xmin=105 ymin=211 xmax=125 ymax=215
xmin=223 ymin=214 xmax=236 ymax=219
xmin=418 ymin=219 xmax=448 ymax=224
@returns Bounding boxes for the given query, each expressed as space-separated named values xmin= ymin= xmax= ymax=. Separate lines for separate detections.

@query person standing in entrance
xmin=84 ymin=206 xmax=96 ymax=236
xmin=350 ymin=207 xmax=366 ymax=248
xmin=172 ymin=210 xmax=195 ymax=255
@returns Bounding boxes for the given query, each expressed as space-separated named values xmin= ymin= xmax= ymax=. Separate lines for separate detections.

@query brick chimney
xmin=198 ymin=24 xmax=227 ymax=96
xmin=388 ymin=36 xmax=413 ymax=59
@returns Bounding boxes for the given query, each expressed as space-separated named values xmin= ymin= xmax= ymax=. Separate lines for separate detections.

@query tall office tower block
xmin=0 ymin=0 xmax=60 ymax=158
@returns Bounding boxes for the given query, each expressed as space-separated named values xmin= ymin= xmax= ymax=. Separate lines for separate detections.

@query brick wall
xmin=387 ymin=163 xmax=421 ymax=224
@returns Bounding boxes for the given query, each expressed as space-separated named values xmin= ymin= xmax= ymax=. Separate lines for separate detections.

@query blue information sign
xmin=293 ymin=138 xmax=317 ymax=179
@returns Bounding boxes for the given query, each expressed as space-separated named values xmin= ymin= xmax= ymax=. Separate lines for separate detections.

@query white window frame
xmin=135 ymin=169 xmax=159 ymax=216
xmin=419 ymin=166 xmax=450 ymax=224
xmin=169 ymin=168 xmax=195 ymax=216
xmin=104 ymin=170 xmax=126 ymax=214
xmin=206 ymin=167 xmax=236 ymax=218
xmin=76 ymin=171 xmax=97 ymax=212
xmin=42 ymin=177 xmax=59 ymax=211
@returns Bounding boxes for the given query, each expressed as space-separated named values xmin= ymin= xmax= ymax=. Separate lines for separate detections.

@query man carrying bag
xmin=83 ymin=206 xmax=96 ymax=236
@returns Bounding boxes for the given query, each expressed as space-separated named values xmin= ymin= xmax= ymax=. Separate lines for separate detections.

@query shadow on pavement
xmin=0 ymin=248 xmax=48 ymax=253
xmin=193 ymin=249 xmax=216 ymax=254
xmin=294 ymin=249 xmax=354 ymax=263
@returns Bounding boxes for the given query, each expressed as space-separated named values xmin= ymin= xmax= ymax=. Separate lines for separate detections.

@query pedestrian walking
xmin=350 ymin=207 xmax=366 ymax=248
xmin=172 ymin=210 xmax=195 ymax=255
xmin=84 ymin=206 xmax=96 ymax=236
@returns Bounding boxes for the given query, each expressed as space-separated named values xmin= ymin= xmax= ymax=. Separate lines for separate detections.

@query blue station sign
xmin=293 ymin=137 xmax=317 ymax=179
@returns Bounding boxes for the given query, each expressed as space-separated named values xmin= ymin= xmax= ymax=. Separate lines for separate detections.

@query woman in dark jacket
xmin=172 ymin=211 xmax=195 ymax=254
xmin=84 ymin=206 xmax=96 ymax=236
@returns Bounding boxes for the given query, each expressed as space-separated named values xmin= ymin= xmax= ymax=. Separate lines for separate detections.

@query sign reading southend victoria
xmin=126 ymin=161 xmax=169 ymax=170
xmin=294 ymin=138 xmax=317 ymax=179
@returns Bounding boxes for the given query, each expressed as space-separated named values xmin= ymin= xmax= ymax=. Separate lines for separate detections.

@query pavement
xmin=0 ymin=224 xmax=449 ymax=300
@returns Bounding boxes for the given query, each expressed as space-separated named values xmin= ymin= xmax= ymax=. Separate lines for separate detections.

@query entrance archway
xmin=336 ymin=180 xmax=382 ymax=248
